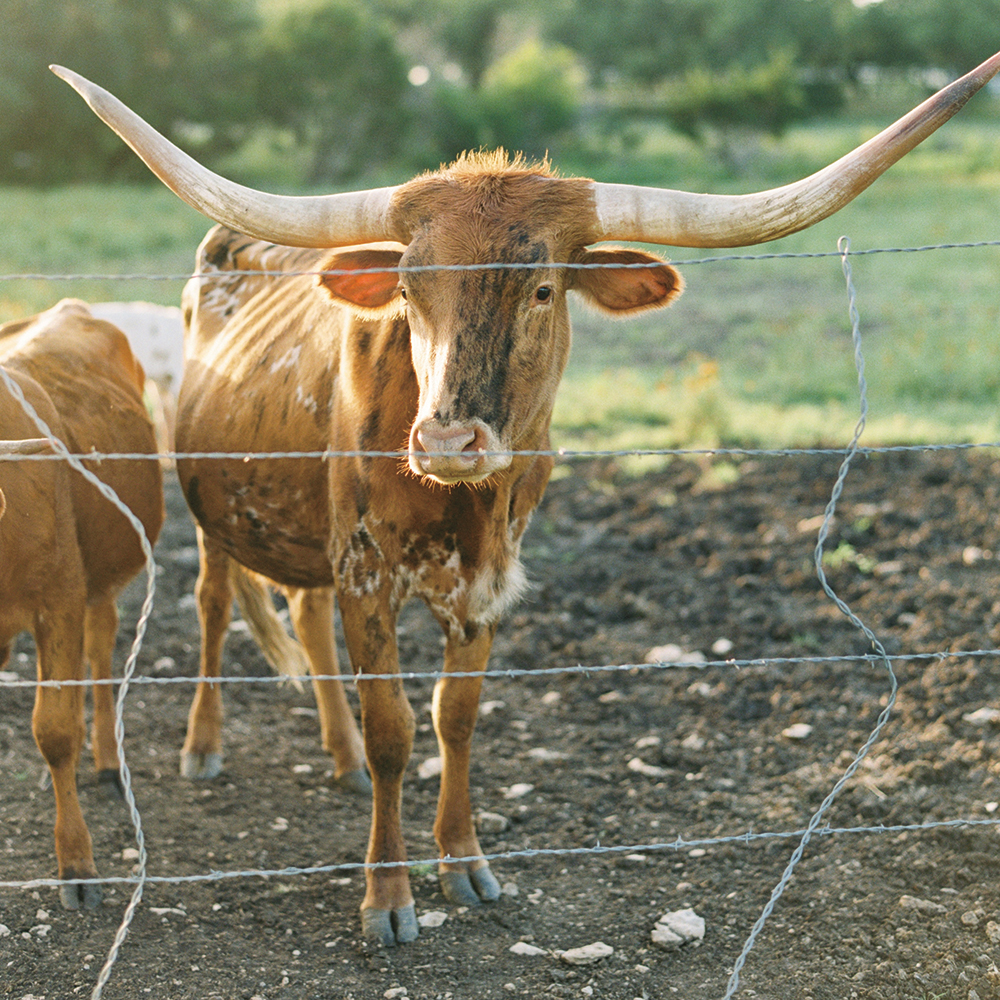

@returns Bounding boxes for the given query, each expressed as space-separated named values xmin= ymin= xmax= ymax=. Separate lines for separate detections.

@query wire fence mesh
xmin=1 ymin=239 xmax=999 ymax=999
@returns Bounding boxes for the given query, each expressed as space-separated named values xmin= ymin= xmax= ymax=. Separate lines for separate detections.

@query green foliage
xmin=254 ymin=1 xmax=409 ymax=182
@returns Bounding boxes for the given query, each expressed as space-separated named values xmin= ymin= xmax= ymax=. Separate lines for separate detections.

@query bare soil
xmin=2 ymin=449 xmax=999 ymax=1000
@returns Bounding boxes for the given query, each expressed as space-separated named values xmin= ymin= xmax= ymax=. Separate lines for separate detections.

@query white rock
xmin=480 ymin=700 xmax=506 ymax=715
xmin=986 ymin=920 xmax=1000 ymax=944
xmin=540 ymin=691 xmax=561 ymax=705
xmin=509 ymin=941 xmax=546 ymax=956
xmin=627 ymin=757 xmax=670 ymax=778
xmin=35 ymin=909 xmax=49 ymax=922
xmin=962 ymin=707 xmax=1000 ymax=725
xmin=899 ymin=895 xmax=947 ymax=913
xmin=476 ymin=811 xmax=510 ymax=834
xmin=782 ymin=723 xmax=813 ymax=740
xmin=503 ymin=782 xmax=534 ymax=799
xmin=0 ymin=671 xmax=20 ymax=683
xmin=526 ymin=747 xmax=566 ymax=761
xmin=0 ymin=924 xmax=9 ymax=937
xmin=635 ymin=735 xmax=661 ymax=749
xmin=417 ymin=910 xmax=447 ymax=928
xmin=418 ymin=756 xmax=443 ymax=780
xmin=652 ymin=908 xmax=706 ymax=949
xmin=122 ymin=848 xmax=141 ymax=862
xmin=292 ymin=764 xmax=313 ymax=774
xmin=645 ymin=644 xmax=707 ymax=667
xmin=560 ymin=941 xmax=613 ymax=965
xmin=711 ymin=638 xmax=734 ymax=655
xmin=384 ymin=989 xmax=408 ymax=1000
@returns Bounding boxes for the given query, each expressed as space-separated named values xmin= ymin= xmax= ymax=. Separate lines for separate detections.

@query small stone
xmin=962 ymin=708 xmax=1000 ymax=725
xmin=509 ymin=941 xmax=546 ymax=956
xmin=782 ymin=723 xmax=813 ymax=740
xmin=0 ymin=925 xmax=9 ymax=938
xmin=526 ymin=747 xmax=566 ymax=761
xmin=711 ymin=638 xmax=734 ymax=655
xmin=560 ymin=942 xmax=613 ymax=965
xmin=961 ymin=911 xmax=980 ymax=927
xmin=985 ymin=920 xmax=1000 ymax=944
xmin=122 ymin=847 xmax=141 ymax=862
xmin=627 ymin=757 xmax=670 ymax=778
xmin=384 ymin=989 xmax=408 ymax=999
xmin=503 ymin=782 xmax=534 ymax=799
xmin=418 ymin=756 xmax=443 ymax=780
xmin=652 ymin=908 xmax=706 ymax=949
xmin=476 ymin=811 xmax=510 ymax=834
xmin=899 ymin=895 xmax=946 ymax=913
xmin=417 ymin=910 xmax=447 ymax=928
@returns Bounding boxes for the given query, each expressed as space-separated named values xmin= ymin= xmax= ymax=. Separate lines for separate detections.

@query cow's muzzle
xmin=408 ymin=419 xmax=510 ymax=484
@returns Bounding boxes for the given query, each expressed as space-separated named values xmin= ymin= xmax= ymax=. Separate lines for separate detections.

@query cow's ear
xmin=570 ymin=248 xmax=683 ymax=315
xmin=317 ymin=246 xmax=405 ymax=315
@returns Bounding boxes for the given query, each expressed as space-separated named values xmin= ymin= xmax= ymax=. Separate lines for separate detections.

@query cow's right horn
xmin=50 ymin=65 xmax=403 ymax=249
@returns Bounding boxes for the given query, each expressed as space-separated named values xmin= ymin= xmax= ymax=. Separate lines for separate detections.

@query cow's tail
xmin=230 ymin=565 xmax=308 ymax=692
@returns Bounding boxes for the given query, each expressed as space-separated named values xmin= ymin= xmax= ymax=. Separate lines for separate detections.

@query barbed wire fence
xmin=1 ymin=237 xmax=999 ymax=999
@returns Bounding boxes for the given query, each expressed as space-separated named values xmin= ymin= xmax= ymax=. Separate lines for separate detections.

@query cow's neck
xmin=330 ymin=317 xmax=553 ymax=631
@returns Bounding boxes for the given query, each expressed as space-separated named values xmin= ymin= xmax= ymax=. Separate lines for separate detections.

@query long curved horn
xmin=0 ymin=438 xmax=52 ymax=455
xmin=591 ymin=49 xmax=1000 ymax=247
xmin=50 ymin=65 xmax=403 ymax=249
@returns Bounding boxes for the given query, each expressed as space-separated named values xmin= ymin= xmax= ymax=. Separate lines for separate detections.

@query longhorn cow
xmin=0 ymin=299 xmax=164 ymax=909
xmin=54 ymin=52 xmax=1000 ymax=942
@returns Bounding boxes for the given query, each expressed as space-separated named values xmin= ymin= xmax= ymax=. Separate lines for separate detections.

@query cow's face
xmin=319 ymin=171 xmax=683 ymax=486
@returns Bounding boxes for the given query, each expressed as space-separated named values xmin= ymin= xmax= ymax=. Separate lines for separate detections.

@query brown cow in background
xmin=0 ymin=299 xmax=164 ymax=909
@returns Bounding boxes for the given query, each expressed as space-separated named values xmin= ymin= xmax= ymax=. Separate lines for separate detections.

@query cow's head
xmin=51 ymin=53 xmax=1000 ymax=484
xmin=315 ymin=155 xmax=682 ymax=483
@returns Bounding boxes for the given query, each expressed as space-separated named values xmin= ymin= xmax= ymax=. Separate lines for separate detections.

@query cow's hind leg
xmin=285 ymin=586 xmax=370 ymax=794
xmin=433 ymin=626 xmax=502 ymax=906
xmin=85 ymin=598 xmax=124 ymax=797
xmin=339 ymin=593 xmax=418 ymax=946
xmin=180 ymin=530 xmax=233 ymax=779
xmin=33 ymin=608 xmax=101 ymax=910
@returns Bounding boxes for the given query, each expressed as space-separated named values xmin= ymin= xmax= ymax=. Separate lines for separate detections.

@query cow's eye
xmin=399 ymin=287 xmax=407 ymax=300
xmin=534 ymin=285 xmax=553 ymax=304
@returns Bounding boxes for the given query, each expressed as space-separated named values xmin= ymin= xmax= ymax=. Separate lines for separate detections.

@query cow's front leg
xmin=338 ymin=593 xmax=417 ymax=945
xmin=180 ymin=530 xmax=233 ymax=779
xmin=433 ymin=625 xmax=502 ymax=906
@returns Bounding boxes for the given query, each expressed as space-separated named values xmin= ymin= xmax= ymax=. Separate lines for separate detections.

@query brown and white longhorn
xmin=54 ymin=51 xmax=1000 ymax=944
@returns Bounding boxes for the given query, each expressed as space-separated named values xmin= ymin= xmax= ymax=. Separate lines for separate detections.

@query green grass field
xmin=2 ymin=115 xmax=998 ymax=451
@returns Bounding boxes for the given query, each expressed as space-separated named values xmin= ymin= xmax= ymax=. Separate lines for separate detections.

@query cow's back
xmin=0 ymin=300 xmax=164 ymax=599
xmin=177 ymin=228 xmax=346 ymax=585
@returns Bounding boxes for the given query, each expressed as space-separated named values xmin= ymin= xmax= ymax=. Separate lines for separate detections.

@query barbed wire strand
xmin=3 ymin=815 xmax=998 ymax=895
xmin=2 ymin=238 xmax=998 ymax=998
xmin=1 ymin=234 xmax=998 ymax=284
xmin=0 ymin=369 xmax=157 ymax=1000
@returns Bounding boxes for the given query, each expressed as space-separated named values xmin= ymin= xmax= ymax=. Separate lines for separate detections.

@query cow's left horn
xmin=50 ymin=66 xmax=403 ymax=249
xmin=591 ymin=49 xmax=1000 ymax=247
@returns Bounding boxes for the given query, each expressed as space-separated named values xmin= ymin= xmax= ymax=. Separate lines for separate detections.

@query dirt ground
xmin=2 ymin=449 xmax=999 ymax=1000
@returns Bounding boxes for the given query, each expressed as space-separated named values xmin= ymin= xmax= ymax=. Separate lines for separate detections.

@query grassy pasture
xmin=2 ymin=115 xmax=998 ymax=449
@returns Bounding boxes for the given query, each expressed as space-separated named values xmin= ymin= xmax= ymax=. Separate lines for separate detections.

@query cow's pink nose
xmin=415 ymin=424 xmax=482 ymax=456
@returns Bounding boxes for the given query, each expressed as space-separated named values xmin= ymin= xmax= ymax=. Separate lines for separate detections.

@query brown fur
xmin=0 ymin=299 xmax=164 ymax=909
xmin=175 ymin=154 xmax=684 ymax=943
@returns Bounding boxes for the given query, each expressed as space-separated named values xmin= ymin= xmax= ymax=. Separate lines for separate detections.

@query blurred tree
xmin=853 ymin=0 xmax=1000 ymax=76
xmin=0 ymin=0 xmax=260 ymax=183
xmin=253 ymin=2 xmax=409 ymax=183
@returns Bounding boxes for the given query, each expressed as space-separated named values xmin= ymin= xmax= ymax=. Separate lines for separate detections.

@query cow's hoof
xmin=97 ymin=767 xmax=124 ymax=800
xmin=60 ymin=875 xmax=102 ymax=911
xmin=334 ymin=767 xmax=372 ymax=796
xmin=180 ymin=750 xmax=223 ymax=780
xmin=361 ymin=903 xmax=419 ymax=946
xmin=440 ymin=865 xmax=501 ymax=905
